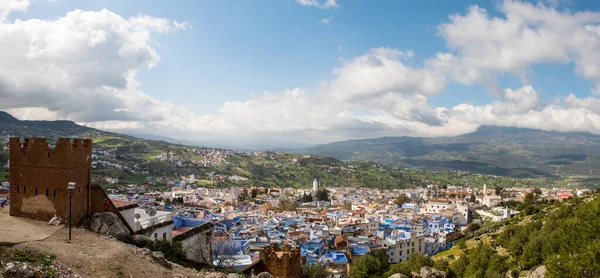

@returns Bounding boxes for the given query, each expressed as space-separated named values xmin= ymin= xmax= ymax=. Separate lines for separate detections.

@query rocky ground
xmin=0 ymin=227 xmax=244 ymax=278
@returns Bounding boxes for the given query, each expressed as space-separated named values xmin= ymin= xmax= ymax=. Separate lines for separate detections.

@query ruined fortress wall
xmin=259 ymin=243 xmax=302 ymax=278
xmin=9 ymin=137 xmax=92 ymax=222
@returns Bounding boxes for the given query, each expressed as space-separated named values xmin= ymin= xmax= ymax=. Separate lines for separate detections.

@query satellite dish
xmin=134 ymin=213 xmax=141 ymax=219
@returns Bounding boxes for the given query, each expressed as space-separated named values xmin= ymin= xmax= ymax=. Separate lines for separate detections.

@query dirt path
xmin=0 ymin=206 xmax=63 ymax=245
xmin=14 ymin=227 xmax=205 ymax=278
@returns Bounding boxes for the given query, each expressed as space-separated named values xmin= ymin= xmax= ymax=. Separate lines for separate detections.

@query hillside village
xmin=0 ymin=137 xmax=589 ymax=278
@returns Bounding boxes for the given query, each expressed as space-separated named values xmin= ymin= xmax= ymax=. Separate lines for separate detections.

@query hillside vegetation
xmin=371 ymin=191 xmax=600 ymax=278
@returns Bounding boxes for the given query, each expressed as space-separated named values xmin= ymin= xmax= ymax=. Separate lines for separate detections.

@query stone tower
xmin=9 ymin=137 xmax=92 ymax=223
xmin=259 ymin=242 xmax=301 ymax=278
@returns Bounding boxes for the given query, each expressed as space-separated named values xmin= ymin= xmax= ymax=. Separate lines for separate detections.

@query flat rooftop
xmin=0 ymin=205 xmax=64 ymax=246
xmin=172 ymin=226 xmax=194 ymax=237
xmin=110 ymin=199 xmax=139 ymax=211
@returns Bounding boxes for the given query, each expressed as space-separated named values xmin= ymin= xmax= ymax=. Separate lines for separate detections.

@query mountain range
xmin=297 ymin=125 xmax=600 ymax=177
xmin=2 ymin=111 xmax=600 ymax=178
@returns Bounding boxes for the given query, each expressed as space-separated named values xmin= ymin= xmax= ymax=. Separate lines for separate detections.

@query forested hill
xmin=298 ymin=126 xmax=600 ymax=177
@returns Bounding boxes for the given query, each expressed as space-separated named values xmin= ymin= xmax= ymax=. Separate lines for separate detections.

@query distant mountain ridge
xmin=0 ymin=111 xmax=88 ymax=130
xmin=2 ymin=110 xmax=600 ymax=177
xmin=297 ymin=125 xmax=600 ymax=177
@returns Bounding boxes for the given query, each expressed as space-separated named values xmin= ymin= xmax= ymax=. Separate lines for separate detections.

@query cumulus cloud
xmin=296 ymin=0 xmax=338 ymax=9
xmin=0 ymin=0 xmax=29 ymax=22
xmin=430 ymin=0 xmax=600 ymax=94
xmin=325 ymin=48 xmax=445 ymax=101
xmin=5 ymin=0 xmax=600 ymax=144
xmin=0 ymin=5 xmax=188 ymax=122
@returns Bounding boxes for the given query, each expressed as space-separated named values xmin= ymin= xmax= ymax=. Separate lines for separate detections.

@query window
xmin=53 ymin=189 xmax=56 ymax=197
xmin=154 ymin=233 xmax=158 ymax=239
xmin=46 ymin=188 xmax=49 ymax=196
xmin=35 ymin=188 xmax=38 ymax=195
xmin=16 ymin=186 xmax=19 ymax=193
xmin=163 ymin=233 xmax=167 ymax=240
xmin=24 ymin=186 xmax=26 ymax=194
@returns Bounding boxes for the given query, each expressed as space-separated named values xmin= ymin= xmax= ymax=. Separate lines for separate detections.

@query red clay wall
xmin=9 ymin=137 xmax=92 ymax=223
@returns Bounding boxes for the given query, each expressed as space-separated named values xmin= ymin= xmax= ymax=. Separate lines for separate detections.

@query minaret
xmin=313 ymin=179 xmax=319 ymax=193
xmin=483 ymin=183 xmax=488 ymax=196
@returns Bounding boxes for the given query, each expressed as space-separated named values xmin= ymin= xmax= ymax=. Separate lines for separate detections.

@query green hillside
xmin=0 ymin=111 xmax=548 ymax=190
xmin=0 ymin=111 xmax=592 ymax=189
xmin=300 ymin=126 xmax=600 ymax=179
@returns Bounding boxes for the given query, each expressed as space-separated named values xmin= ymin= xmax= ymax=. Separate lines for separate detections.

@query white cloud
xmin=5 ymin=0 xmax=600 ymax=144
xmin=319 ymin=17 xmax=332 ymax=25
xmin=0 ymin=6 xmax=188 ymax=123
xmin=325 ymin=48 xmax=444 ymax=101
xmin=0 ymin=0 xmax=30 ymax=22
xmin=430 ymin=1 xmax=600 ymax=94
xmin=296 ymin=0 xmax=338 ymax=9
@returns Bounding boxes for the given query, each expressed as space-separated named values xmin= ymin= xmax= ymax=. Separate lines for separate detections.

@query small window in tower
xmin=16 ymin=186 xmax=19 ymax=193
xmin=35 ymin=188 xmax=38 ymax=195
xmin=46 ymin=188 xmax=49 ymax=196
xmin=53 ymin=189 xmax=56 ymax=197
xmin=24 ymin=186 xmax=26 ymax=194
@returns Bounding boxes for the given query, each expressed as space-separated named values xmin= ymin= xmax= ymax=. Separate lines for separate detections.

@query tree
xmin=251 ymin=188 xmax=259 ymax=198
xmin=301 ymin=192 xmax=313 ymax=203
xmin=372 ymin=250 xmax=390 ymax=274
xmin=469 ymin=194 xmax=476 ymax=203
xmin=466 ymin=223 xmax=481 ymax=233
xmin=394 ymin=194 xmax=411 ymax=206
xmin=237 ymin=190 xmax=248 ymax=202
xmin=277 ymin=198 xmax=299 ymax=211
xmin=457 ymin=239 xmax=467 ymax=250
xmin=383 ymin=254 xmax=433 ymax=277
xmin=434 ymin=259 xmax=454 ymax=277
xmin=301 ymin=263 xmax=329 ymax=278
xmin=315 ymin=188 xmax=330 ymax=202
xmin=350 ymin=253 xmax=383 ymax=278
xmin=495 ymin=186 xmax=503 ymax=196
xmin=211 ymin=239 xmax=238 ymax=267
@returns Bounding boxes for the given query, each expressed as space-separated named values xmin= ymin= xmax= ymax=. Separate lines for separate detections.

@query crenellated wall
xmin=259 ymin=243 xmax=301 ymax=278
xmin=9 ymin=137 xmax=92 ymax=223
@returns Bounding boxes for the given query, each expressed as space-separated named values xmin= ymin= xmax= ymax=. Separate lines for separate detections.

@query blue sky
xmin=3 ymin=0 xmax=600 ymax=143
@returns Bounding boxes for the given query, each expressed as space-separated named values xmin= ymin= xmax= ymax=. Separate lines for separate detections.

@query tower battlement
xmin=9 ymin=137 xmax=92 ymax=168
xmin=259 ymin=242 xmax=301 ymax=278
xmin=9 ymin=137 xmax=92 ymax=222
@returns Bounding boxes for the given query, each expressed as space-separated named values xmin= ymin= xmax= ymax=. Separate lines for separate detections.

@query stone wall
xmin=9 ymin=137 xmax=91 ymax=223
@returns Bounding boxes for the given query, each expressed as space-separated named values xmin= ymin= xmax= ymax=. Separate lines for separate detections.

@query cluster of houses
xmin=100 ymin=182 xmax=588 ymax=277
